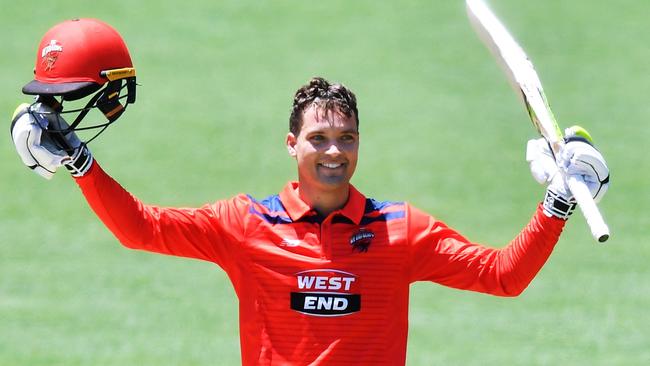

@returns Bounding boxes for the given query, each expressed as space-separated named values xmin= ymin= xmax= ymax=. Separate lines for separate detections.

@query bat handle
xmin=566 ymin=175 xmax=610 ymax=242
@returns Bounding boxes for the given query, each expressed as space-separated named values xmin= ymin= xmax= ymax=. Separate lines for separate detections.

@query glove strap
xmin=64 ymin=144 xmax=93 ymax=177
xmin=543 ymin=189 xmax=577 ymax=220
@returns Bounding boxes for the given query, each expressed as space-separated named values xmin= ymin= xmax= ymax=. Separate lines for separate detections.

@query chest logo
xmin=290 ymin=269 xmax=360 ymax=317
xmin=349 ymin=228 xmax=374 ymax=253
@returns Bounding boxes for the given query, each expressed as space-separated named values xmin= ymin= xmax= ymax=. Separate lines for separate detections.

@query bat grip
xmin=566 ymin=175 xmax=610 ymax=242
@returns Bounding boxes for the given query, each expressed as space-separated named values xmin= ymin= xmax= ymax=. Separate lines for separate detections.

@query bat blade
xmin=466 ymin=0 xmax=563 ymax=151
xmin=465 ymin=0 xmax=610 ymax=242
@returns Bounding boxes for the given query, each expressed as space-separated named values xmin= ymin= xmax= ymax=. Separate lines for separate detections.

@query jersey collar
xmin=279 ymin=182 xmax=366 ymax=224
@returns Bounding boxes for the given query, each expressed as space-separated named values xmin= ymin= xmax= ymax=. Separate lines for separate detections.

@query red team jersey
xmin=75 ymin=162 xmax=564 ymax=365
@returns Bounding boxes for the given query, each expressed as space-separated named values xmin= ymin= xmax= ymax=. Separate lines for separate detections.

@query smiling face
xmin=286 ymin=104 xmax=359 ymax=194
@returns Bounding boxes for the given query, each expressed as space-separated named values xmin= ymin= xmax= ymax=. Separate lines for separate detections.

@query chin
xmin=318 ymin=175 xmax=351 ymax=188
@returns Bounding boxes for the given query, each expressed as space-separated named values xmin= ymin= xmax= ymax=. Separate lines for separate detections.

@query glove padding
xmin=11 ymin=102 xmax=93 ymax=179
xmin=526 ymin=127 xmax=609 ymax=220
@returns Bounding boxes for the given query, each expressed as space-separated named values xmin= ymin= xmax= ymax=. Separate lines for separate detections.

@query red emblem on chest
xmin=349 ymin=228 xmax=374 ymax=253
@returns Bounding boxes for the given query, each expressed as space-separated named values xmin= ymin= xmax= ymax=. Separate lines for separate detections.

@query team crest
xmin=41 ymin=40 xmax=63 ymax=71
xmin=349 ymin=228 xmax=374 ymax=253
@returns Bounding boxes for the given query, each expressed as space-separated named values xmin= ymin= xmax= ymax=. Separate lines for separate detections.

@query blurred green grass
xmin=1 ymin=1 xmax=648 ymax=365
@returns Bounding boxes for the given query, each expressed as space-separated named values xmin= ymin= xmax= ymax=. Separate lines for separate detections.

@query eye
xmin=309 ymin=134 xmax=325 ymax=143
xmin=340 ymin=134 xmax=356 ymax=143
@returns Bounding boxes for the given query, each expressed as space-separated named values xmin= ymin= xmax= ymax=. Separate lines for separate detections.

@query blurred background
xmin=1 ymin=1 xmax=648 ymax=364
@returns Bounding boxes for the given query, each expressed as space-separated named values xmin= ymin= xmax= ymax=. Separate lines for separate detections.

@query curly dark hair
xmin=289 ymin=77 xmax=358 ymax=135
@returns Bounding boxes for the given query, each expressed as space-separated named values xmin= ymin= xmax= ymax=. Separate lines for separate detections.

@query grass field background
xmin=1 ymin=1 xmax=649 ymax=365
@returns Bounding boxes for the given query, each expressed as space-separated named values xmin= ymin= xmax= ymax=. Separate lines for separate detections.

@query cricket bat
xmin=465 ymin=0 xmax=610 ymax=242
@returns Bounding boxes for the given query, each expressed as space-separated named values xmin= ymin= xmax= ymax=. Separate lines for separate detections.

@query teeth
xmin=322 ymin=163 xmax=342 ymax=168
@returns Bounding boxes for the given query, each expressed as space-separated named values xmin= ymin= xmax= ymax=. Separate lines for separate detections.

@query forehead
xmin=300 ymin=104 xmax=357 ymax=133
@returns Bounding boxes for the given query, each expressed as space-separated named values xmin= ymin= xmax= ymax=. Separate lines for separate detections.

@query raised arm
xmin=408 ymin=204 xmax=564 ymax=296
xmin=11 ymin=101 xmax=246 ymax=270
xmin=74 ymin=161 xmax=247 ymax=267
xmin=408 ymin=129 xmax=609 ymax=296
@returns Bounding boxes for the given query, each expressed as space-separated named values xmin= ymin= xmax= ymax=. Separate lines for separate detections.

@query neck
xmin=298 ymin=183 xmax=350 ymax=218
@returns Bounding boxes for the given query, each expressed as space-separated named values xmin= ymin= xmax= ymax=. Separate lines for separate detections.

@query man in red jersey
xmin=11 ymin=19 xmax=609 ymax=366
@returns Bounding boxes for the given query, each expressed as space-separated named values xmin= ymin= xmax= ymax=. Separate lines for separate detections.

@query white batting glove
xmin=526 ymin=126 xmax=609 ymax=219
xmin=11 ymin=102 xmax=93 ymax=179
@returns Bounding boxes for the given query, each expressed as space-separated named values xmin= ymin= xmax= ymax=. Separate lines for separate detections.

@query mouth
xmin=314 ymin=161 xmax=351 ymax=184
xmin=319 ymin=162 xmax=344 ymax=169
xmin=317 ymin=162 xmax=348 ymax=178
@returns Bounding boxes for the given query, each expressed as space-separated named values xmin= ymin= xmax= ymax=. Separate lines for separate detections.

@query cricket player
xmin=10 ymin=19 xmax=609 ymax=365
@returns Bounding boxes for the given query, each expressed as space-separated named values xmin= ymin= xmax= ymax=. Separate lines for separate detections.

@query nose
xmin=325 ymin=142 xmax=342 ymax=156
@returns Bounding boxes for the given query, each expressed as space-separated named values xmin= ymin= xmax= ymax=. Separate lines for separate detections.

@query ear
xmin=286 ymin=132 xmax=297 ymax=157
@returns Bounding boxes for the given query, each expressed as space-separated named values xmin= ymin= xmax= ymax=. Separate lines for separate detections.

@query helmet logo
xmin=41 ymin=40 xmax=63 ymax=71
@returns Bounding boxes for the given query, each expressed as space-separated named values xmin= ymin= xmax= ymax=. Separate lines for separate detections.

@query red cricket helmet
xmin=23 ymin=18 xmax=135 ymax=101
xmin=21 ymin=18 xmax=137 ymax=149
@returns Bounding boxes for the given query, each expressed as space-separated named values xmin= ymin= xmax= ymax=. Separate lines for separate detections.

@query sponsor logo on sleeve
xmin=280 ymin=238 xmax=302 ymax=247
xmin=290 ymin=269 xmax=360 ymax=317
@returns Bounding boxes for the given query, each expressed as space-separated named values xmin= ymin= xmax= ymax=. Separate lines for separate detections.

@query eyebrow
xmin=306 ymin=128 xmax=359 ymax=135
